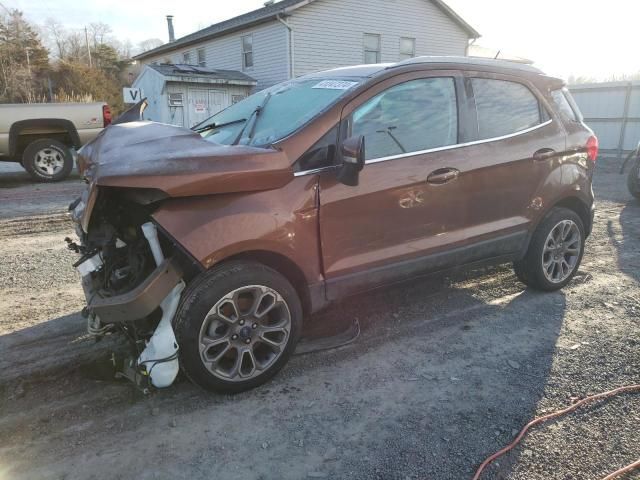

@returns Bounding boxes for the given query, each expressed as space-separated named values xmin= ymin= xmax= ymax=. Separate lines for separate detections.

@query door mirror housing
xmin=337 ymin=135 xmax=365 ymax=186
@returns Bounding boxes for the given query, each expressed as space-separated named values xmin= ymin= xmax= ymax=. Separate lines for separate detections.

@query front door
xmin=319 ymin=72 xmax=466 ymax=299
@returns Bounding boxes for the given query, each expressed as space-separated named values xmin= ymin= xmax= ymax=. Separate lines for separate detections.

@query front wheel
xmin=514 ymin=207 xmax=585 ymax=291
xmin=174 ymin=261 xmax=302 ymax=393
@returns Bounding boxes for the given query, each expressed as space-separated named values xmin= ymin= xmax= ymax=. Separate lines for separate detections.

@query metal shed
xmin=133 ymin=64 xmax=257 ymax=128
xmin=569 ymin=81 xmax=640 ymax=157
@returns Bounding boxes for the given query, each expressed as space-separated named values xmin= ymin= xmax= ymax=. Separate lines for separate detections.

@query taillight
xmin=586 ymin=135 xmax=598 ymax=162
xmin=102 ymin=105 xmax=112 ymax=127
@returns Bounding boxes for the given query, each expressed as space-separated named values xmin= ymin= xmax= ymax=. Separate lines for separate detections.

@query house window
xmin=242 ymin=35 xmax=253 ymax=69
xmin=399 ymin=37 xmax=415 ymax=60
xmin=182 ymin=51 xmax=191 ymax=64
xmin=363 ymin=34 xmax=381 ymax=64
xmin=232 ymin=95 xmax=246 ymax=104
xmin=197 ymin=48 xmax=206 ymax=67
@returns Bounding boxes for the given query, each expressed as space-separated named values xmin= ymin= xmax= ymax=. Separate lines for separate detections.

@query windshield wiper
xmin=377 ymin=126 xmax=406 ymax=153
xmin=232 ymin=92 xmax=272 ymax=145
xmin=193 ymin=118 xmax=246 ymax=133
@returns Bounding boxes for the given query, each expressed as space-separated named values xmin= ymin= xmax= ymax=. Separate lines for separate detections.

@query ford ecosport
xmin=69 ymin=56 xmax=597 ymax=393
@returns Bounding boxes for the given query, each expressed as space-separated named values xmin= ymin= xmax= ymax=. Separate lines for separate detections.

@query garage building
xmin=133 ymin=64 xmax=257 ymax=128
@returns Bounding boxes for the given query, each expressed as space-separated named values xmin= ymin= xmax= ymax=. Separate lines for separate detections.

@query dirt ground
xmin=0 ymin=158 xmax=638 ymax=480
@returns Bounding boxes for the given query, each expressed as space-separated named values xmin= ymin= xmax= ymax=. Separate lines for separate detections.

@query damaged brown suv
xmin=70 ymin=57 xmax=597 ymax=393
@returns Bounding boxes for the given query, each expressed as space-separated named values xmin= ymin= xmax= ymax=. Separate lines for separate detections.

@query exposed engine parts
xmin=71 ymin=191 xmax=185 ymax=391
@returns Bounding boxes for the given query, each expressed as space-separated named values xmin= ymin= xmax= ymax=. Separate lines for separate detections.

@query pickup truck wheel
xmin=174 ymin=261 xmax=302 ymax=393
xmin=514 ymin=207 xmax=585 ymax=291
xmin=22 ymin=139 xmax=74 ymax=182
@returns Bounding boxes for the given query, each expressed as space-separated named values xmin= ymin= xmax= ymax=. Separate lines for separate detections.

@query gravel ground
xmin=0 ymin=156 xmax=638 ymax=480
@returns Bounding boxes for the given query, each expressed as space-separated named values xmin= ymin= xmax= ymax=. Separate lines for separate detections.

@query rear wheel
xmin=174 ymin=261 xmax=302 ymax=393
xmin=514 ymin=207 xmax=585 ymax=291
xmin=22 ymin=138 xmax=74 ymax=182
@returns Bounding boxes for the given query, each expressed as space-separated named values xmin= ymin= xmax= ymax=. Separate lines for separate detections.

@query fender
xmin=151 ymin=175 xmax=323 ymax=291
xmin=9 ymin=118 xmax=81 ymax=157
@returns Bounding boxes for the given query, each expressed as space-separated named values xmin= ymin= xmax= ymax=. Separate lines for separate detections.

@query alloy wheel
xmin=541 ymin=219 xmax=582 ymax=283
xmin=198 ymin=285 xmax=291 ymax=382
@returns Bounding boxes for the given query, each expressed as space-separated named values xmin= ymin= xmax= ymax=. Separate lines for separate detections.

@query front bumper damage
xmin=76 ymin=221 xmax=184 ymax=389
xmin=81 ymin=257 xmax=182 ymax=323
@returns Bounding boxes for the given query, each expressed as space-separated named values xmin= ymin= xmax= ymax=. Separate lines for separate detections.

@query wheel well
xmin=552 ymin=196 xmax=592 ymax=236
xmin=224 ymin=250 xmax=312 ymax=315
xmin=9 ymin=119 xmax=80 ymax=159
xmin=15 ymin=133 xmax=74 ymax=160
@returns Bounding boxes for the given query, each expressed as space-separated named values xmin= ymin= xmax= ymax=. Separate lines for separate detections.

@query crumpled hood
xmin=78 ymin=121 xmax=293 ymax=197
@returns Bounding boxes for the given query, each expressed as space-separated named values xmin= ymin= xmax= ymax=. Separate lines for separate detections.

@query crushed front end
xmin=68 ymin=184 xmax=196 ymax=391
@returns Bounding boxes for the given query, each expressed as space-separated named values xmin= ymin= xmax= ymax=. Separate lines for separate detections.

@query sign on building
xmin=123 ymin=88 xmax=144 ymax=104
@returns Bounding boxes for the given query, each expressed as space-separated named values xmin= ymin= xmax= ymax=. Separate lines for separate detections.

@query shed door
xmin=187 ymin=88 xmax=210 ymax=127
xmin=209 ymin=90 xmax=227 ymax=116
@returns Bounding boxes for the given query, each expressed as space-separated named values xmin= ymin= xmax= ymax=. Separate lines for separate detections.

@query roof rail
xmin=390 ymin=56 xmax=544 ymax=75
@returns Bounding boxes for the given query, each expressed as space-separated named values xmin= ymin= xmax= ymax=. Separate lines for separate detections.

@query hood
xmin=77 ymin=121 xmax=293 ymax=197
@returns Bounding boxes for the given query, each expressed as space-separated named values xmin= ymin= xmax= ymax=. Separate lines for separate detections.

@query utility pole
xmin=84 ymin=26 xmax=93 ymax=67
xmin=25 ymin=47 xmax=31 ymax=76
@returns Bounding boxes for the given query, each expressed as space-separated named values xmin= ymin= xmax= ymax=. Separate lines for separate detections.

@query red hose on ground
xmin=472 ymin=384 xmax=640 ymax=480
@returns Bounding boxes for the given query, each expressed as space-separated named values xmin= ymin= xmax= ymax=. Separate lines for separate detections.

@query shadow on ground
xmin=1 ymin=266 xmax=567 ymax=480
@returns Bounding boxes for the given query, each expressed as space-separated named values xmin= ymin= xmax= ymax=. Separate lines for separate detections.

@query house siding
xmin=289 ymin=0 xmax=470 ymax=77
xmin=140 ymin=21 xmax=290 ymax=90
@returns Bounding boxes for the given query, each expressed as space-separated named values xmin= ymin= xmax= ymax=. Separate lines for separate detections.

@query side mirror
xmin=337 ymin=135 xmax=365 ymax=186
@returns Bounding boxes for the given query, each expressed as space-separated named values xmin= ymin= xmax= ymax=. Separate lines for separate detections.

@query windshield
xmin=196 ymin=77 xmax=363 ymax=146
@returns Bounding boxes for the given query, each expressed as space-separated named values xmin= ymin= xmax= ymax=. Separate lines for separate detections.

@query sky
xmin=3 ymin=0 xmax=639 ymax=80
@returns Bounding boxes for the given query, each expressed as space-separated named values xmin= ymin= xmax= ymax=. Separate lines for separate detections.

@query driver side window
xmin=351 ymin=77 xmax=458 ymax=161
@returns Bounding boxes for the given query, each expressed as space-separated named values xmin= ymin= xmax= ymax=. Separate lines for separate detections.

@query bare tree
xmin=43 ymin=18 xmax=67 ymax=59
xmin=88 ymin=22 xmax=111 ymax=47
xmin=137 ymin=38 xmax=163 ymax=53
xmin=119 ymin=39 xmax=133 ymax=59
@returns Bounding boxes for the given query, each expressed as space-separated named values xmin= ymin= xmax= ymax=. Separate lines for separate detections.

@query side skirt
xmin=324 ymin=231 xmax=528 ymax=301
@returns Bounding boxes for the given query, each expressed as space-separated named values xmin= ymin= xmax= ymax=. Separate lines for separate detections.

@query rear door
xmin=461 ymin=73 xmax=567 ymax=240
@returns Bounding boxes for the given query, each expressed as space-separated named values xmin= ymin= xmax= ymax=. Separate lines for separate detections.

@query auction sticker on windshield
xmin=312 ymin=80 xmax=359 ymax=90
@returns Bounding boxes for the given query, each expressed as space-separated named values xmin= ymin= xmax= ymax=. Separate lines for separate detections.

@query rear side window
xmin=551 ymin=88 xmax=580 ymax=122
xmin=471 ymin=78 xmax=543 ymax=139
xmin=351 ymin=77 xmax=458 ymax=160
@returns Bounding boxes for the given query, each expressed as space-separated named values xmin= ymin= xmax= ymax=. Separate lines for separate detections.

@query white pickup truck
xmin=0 ymin=102 xmax=111 ymax=182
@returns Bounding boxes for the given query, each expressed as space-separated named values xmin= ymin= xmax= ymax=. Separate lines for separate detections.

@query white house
xmin=132 ymin=64 xmax=257 ymax=127
xmin=134 ymin=0 xmax=479 ymax=92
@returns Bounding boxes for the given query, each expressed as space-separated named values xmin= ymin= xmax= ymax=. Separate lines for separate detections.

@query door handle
xmin=427 ymin=167 xmax=460 ymax=185
xmin=533 ymin=148 xmax=556 ymax=161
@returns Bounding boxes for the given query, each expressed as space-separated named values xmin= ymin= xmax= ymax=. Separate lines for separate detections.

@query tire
xmin=174 ymin=261 xmax=303 ymax=393
xmin=627 ymin=158 xmax=640 ymax=200
xmin=514 ymin=207 xmax=585 ymax=291
xmin=22 ymin=138 xmax=74 ymax=182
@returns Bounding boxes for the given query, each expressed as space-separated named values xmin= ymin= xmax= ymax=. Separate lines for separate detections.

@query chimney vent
xmin=166 ymin=15 xmax=175 ymax=43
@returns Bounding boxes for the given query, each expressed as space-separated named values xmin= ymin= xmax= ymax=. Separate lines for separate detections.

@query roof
xmin=303 ymin=63 xmax=395 ymax=78
xmin=134 ymin=0 xmax=479 ymax=60
xmin=147 ymin=63 xmax=257 ymax=85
